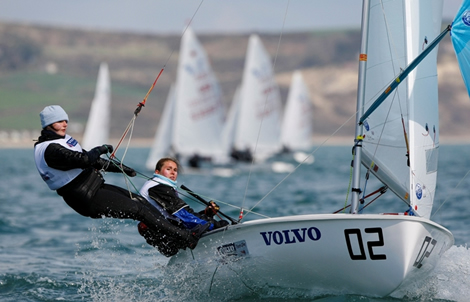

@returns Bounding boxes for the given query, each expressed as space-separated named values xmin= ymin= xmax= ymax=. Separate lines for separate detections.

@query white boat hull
xmin=168 ymin=214 xmax=453 ymax=297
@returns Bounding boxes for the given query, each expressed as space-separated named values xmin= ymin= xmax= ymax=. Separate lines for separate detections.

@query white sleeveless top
xmin=34 ymin=134 xmax=83 ymax=190
xmin=139 ymin=178 xmax=174 ymax=219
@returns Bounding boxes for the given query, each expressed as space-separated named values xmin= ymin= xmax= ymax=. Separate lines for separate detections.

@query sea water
xmin=1 ymin=145 xmax=469 ymax=302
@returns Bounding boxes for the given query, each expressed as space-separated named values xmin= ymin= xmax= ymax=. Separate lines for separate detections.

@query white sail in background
xmin=233 ymin=34 xmax=282 ymax=160
xmin=82 ymin=62 xmax=111 ymax=150
xmin=280 ymin=71 xmax=313 ymax=151
xmin=172 ymin=27 xmax=225 ymax=159
xmin=145 ymin=85 xmax=176 ymax=170
xmin=361 ymin=0 xmax=443 ymax=219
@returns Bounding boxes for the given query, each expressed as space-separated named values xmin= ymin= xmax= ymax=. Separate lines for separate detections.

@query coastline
xmin=4 ymin=135 xmax=470 ymax=149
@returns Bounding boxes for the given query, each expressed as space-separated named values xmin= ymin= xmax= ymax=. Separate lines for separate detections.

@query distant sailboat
xmin=280 ymin=71 xmax=313 ymax=150
xmin=227 ymin=34 xmax=283 ymax=162
xmin=82 ymin=63 xmax=111 ymax=150
xmin=145 ymin=27 xmax=225 ymax=169
xmin=279 ymin=70 xmax=314 ymax=164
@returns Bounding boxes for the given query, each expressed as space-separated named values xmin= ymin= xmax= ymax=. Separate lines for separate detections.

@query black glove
xmin=87 ymin=145 xmax=112 ymax=164
xmin=122 ymin=164 xmax=136 ymax=177
xmin=99 ymin=144 xmax=113 ymax=154
xmin=203 ymin=201 xmax=220 ymax=218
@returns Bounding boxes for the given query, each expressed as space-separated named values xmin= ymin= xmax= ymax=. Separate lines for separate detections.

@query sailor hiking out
xmin=138 ymin=157 xmax=229 ymax=256
xmin=34 ymin=105 xmax=205 ymax=253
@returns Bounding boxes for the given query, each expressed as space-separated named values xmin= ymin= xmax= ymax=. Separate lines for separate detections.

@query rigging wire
xmin=105 ymin=153 xmax=142 ymax=194
xmin=431 ymin=169 xmax=470 ymax=218
xmin=244 ymin=109 xmax=358 ymax=219
xmin=239 ymin=0 xmax=291 ymax=222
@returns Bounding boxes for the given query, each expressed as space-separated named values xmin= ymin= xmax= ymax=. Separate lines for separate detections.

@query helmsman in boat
xmin=138 ymin=157 xmax=229 ymax=256
xmin=34 ymin=105 xmax=203 ymax=251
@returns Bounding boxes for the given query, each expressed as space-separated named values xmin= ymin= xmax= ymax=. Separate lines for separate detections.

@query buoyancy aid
xmin=34 ymin=135 xmax=83 ymax=190
xmin=139 ymin=177 xmax=175 ymax=219
xmin=144 ymin=175 xmax=188 ymax=214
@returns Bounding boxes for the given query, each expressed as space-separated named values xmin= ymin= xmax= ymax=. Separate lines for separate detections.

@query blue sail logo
xmin=415 ymin=183 xmax=423 ymax=200
xmin=363 ymin=120 xmax=370 ymax=131
xmin=462 ymin=10 xmax=470 ymax=26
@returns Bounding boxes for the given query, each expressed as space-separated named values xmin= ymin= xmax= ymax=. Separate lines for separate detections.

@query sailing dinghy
xmin=82 ymin=62 xmax=111 ymax=150
xmin=225 ymin=34 xmax=283 ymax=163
xmin=279 ymin=70 xmax=314 ymax=164
xmin=146 ymin=27 xmax=226 ymax=170
xmin=167 ymin=0 xmax=470 ymax=296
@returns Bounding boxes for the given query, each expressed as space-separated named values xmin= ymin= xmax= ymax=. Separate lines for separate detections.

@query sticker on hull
xmin=217 ymin=240 xmax=249 ymax=258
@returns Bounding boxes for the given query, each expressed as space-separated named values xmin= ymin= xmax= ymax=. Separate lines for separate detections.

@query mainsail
xmin=280 ymin=71 xmax=313 ymax=151
xmin=360 ymin=0 xmax=443 ymax=219
xmin=82 ymin=62 xmax=111 ymax=150
xmin=172 ymin=27 xmax=225 ymax=159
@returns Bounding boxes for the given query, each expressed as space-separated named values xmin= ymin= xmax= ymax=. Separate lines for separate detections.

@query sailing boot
xmin=186 ymin=223 xmax=211 ymax=249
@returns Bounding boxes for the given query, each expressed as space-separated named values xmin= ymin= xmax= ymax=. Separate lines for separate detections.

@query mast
xmin=350 ymin=0 xmax=370 ymax=214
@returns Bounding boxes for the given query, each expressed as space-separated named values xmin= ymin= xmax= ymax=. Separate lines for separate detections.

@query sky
xmin=0 ymin=0 xmax=465 ymax=34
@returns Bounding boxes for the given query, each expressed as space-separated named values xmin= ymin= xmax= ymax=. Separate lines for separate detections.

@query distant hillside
xmin=1 ymin=21 xmax=469 ymax=144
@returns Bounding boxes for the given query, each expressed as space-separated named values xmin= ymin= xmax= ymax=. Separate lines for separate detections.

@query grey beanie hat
xmin=40 ymin=105 xmax=69 ymax=129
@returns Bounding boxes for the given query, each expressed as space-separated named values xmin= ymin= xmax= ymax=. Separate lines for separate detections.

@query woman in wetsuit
xmin=137 ymin=157 xmax=229 ymax=256
xmin=34 ymin=105 xmax=201 ymax=250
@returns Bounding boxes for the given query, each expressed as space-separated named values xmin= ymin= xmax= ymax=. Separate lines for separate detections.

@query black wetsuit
xmin=34 ymin=130 xmax=198 ymax=249
xmin=136 ymin=181 xmax=228 ymax=256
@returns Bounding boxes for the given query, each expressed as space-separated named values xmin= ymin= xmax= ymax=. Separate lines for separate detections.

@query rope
xmin=104 ymin=154 xmax=143 ymax=196
xmin=334 ymin=186 xmax=387 ymax=214
xmin=360 ymin=190 xmax=386 ymax=211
